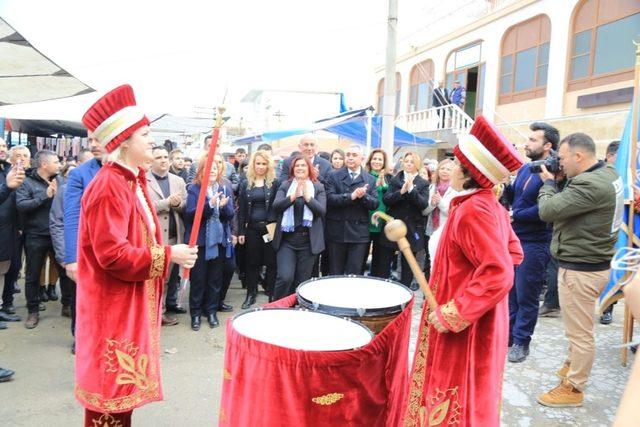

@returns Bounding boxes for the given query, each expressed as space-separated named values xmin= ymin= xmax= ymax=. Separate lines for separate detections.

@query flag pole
xmin=622 ymin=40 xmax=640 ymax=366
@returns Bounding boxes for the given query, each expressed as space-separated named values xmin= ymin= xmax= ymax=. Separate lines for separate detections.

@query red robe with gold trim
xmin=75 ymin=163 xmax=171 ymax=413
xmin=404 ymin=189 xmax=523 ymax=426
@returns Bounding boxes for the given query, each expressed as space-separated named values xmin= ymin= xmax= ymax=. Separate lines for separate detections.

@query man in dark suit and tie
xmin=278 ymin=135 xmax=332 ymax=183
xmin=432 ymin=80 xmax=450 ymax=129
xmin=325 ymin=144 xmax=378 ymax=275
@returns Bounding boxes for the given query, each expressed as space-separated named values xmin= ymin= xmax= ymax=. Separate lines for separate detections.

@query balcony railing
xmin=398 ymin=104 xmax=474 ymax=136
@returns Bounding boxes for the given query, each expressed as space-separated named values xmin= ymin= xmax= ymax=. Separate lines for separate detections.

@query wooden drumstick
xmin=373 ymin=212 xmax=439 ymax=313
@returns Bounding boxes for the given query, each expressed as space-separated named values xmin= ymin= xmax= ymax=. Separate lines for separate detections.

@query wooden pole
xmin=622 ymin=40 xmax=640 ymax=366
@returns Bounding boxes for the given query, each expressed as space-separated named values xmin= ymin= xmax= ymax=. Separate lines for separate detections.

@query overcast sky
xmin=0 ymin=0 xmax=479 ymax=122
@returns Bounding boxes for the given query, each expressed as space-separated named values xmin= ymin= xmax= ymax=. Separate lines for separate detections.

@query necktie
xmin=350 ymin=172 xmax=356 ymax=181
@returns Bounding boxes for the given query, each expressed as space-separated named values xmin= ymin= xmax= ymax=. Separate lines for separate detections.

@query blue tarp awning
xmin=233 ymin=107 xmax=435 ymax=148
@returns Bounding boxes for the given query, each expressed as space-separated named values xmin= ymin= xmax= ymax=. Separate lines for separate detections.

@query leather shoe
xmin=0 ymin=322 xmax=6 ymax=330
xmin=600 ymin=312 xmax=613 ymax=325
xmin=47 ymin=284 xmax=59 ymax=301
xmin=25 ymin=312 xmax=39 ymax=329
xmin=1 ymin=304 xmax=16 ymax=314
xmin=39 ymin=286 xmax=49 ymax=302
xmin=162 ymin=314 xmax=179 ymax=326
xmin=207 ymin=313 xmax=219 ymax=328
xmin=0 ymin=367 xmax=15 ymax=382
xmin=191 ymin=316 xmax=201 ymax=331
xmin=218 ymin=302 xmax=233 ymax=312
xmin=38 ymin=302 xmax=46 ymax=312
xmin=166 ymin=305 xmax=187 ymax=314
xmin=0 ymin=312 xmax=20 ymax=322
xmin=61 ymin=305 xmax=71 ymax=318
xmin=241 ymin=294 xmax=256 ymax=310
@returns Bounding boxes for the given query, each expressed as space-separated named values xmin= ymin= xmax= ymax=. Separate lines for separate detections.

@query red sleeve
xmin=85 ymin=191 xmax=170 ymax=282
xmin=437 ymin=205 xmax=516 ymax=332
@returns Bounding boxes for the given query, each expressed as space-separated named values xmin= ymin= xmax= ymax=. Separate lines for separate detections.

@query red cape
xmin=75 ymin=163 xmax=171 ymax=413
xmin=405 ymin=189 xmax=523 ymax=426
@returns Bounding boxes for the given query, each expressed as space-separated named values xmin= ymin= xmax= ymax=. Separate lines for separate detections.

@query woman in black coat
xmin=271 ymin=155 xmax=326 ymax=300
xmin=378 ymin=151 xmax=430 ymax=287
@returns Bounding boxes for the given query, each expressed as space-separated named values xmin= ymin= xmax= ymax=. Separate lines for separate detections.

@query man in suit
xmin=325 ymin=144 xmax=378 ymax=275
xmin=278 ymin=135 xmax=332 ymax=183
xmin=148 ymin=146 xmax=187 ymax=326
xmin=433 ymin=80 xmax=450 ymax=129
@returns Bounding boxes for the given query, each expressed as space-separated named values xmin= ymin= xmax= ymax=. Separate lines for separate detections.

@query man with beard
xmin=504 ymin=122 xmax=558 ymax=362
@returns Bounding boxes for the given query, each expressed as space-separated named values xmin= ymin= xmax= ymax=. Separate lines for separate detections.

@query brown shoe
xmin=556 ymin=363 xmax=569 ymax=380
xmin=537 ymin=380 xmax=583 ymax=407
xmin=25 ymin=313 xmax=39 ymax=329
xmin=162 ymin=314 xmax=179 ymax=326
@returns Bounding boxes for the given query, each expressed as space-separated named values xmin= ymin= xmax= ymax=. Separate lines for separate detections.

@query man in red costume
xmin=74 ymin=85 xmax=197 ymax=426
xmin=404 ymin=116 xmax=524 ymax=426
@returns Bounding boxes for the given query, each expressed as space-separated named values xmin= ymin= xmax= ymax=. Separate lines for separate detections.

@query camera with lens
xmin=529 ymin=151 xmax=561 ymax=173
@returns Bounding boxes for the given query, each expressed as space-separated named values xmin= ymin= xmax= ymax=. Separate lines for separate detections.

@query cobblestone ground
xmin=410 ymin=292 xmax=634 ymax=426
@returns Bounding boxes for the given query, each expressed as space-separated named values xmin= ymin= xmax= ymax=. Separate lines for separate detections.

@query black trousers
xmin=189 ymin=245 xmax=224 ymax=317
xmin=327 ymin=241 xmax=368 ymax=276
xmin=57 ymin=265 xmax=74 ymax=308
xmin=377 ymin=245 xmax=415 ymax=287
xmin=273 ymin=242 xmax=317 ymax=300
xmin=220 ymin=253 xmax=235 ymax=304
xmin=25 ymin=236 xmax=62 ymax=313
xmin=369 ymin=232 xmax=391 ymax=278
xmin=245 ymin=225 xmax=276 ymax=296
xmin=543 ymin=257 xmax=560 ymax=309
xmin=165 ymin=264 xmax=181 ymax=308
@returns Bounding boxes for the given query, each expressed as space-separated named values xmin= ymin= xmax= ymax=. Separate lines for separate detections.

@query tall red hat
xmin=82 ymin=84 xmax=149 ymax=153
xmin=453 ymin=115 xmax=524 ymax=188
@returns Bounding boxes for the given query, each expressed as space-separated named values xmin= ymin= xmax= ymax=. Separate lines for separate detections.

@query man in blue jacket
xmin=505 ymin=122 xmax=558 ymax=363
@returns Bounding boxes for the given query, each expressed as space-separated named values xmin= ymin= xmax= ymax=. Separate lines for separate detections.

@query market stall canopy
xmin=232 ymin=107 xmax=435 ymax=148
xmin=0 ymin=17 xmax=94 ymax=105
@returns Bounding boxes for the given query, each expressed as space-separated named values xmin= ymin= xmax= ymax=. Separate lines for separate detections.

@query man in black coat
xmin=325 ymin=144 xmax=378 ymax=275
xmin=278 ymin=135 xmax=332 ymax=183
xmin=433 ymin=80 xmax=450 ymax=129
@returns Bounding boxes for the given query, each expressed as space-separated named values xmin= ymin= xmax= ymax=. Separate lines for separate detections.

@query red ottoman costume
xmin=75 ymin=85 xmax=171 ymax=426
xmin=404 ymin=117 xmax=524 ymax=426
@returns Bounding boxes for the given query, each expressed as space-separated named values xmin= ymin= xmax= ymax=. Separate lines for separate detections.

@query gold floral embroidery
xmin=104 ymin=339 xmax=150 ymax=390
xmin=438 ymin=300 xmax=470 ymax=333
xmin=312 ymin=393 xmax=344 ymax=405
xmin=223 ymin=368 xmax=232 ymax=380
xmin=76 ymin=384 xmax=160 ymax=413
xmin=427 ymin=387 xmax=461 ymax=425
xmin=149 ymin=245 xmax=165 ymax=279
xmin=91 ymin=413 xmax=123 ymax=427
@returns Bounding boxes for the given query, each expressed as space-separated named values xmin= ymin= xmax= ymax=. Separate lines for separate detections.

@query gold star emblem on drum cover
xmin=312 ymin=392 xmax=344 ymax=405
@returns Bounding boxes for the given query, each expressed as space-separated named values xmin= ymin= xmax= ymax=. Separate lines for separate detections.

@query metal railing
xmin=398 ymin=104 xmax=474 ymax=136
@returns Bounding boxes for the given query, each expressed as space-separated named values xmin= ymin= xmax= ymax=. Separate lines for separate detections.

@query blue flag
xmin=599 ymin=97 xmax=640 ymax=312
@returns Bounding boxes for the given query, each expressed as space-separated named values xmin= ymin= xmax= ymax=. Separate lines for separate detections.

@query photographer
xmin=504 ymin=122 xmax=558 ymax=363
xmin=536 ymin=132 xmax=622 ymax=408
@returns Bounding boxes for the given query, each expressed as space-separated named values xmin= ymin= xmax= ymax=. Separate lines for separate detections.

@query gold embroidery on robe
xmin=439 ymin=300 xmax=470 ymax=333
xmin=91 ymin=413 xmax=124 ymax=427
xmin=223 ymin=368 xmax=232 ymax=380
xmin=312 ymin=392 xmax=344 ymax=405
xmin=104 ymin=339 xmax=150 ymax=390
xmin=427 ymin=387 xmax=461 ymax=425
xmin=149 ymin=245 xmax=165 ymax=278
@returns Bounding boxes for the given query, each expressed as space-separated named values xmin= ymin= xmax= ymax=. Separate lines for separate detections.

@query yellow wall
xmin=563 ymin=80 xmax=633 ymax=116
xmin=494 ymin=97 xmax=547 ymax=125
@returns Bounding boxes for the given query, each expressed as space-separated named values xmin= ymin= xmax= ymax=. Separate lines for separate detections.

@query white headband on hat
xmin=93 ymin=105 xmax=145 ymax=148
xmin=458 ymin=134 xmax=510 ymax=184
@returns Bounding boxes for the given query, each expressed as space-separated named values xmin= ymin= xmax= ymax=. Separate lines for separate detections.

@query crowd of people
xmin=0 ymin=88 xmax=635 ymax=422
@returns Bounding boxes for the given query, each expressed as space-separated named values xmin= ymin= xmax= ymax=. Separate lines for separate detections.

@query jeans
xmin=509 ymin=241 xmax=550 ymax=346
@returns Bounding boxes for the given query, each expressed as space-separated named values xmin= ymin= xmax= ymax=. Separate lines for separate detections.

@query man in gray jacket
xmin=536 ymin=132 xmax=623 ymax=408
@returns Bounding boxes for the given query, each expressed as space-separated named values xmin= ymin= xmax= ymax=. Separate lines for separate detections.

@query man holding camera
xmin=505 ymin=122 xmax=558 ymax=363
xmin=536 ymin=133 xmax=623 ymax=407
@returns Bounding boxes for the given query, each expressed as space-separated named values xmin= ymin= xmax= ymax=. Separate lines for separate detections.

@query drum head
xmin=297 ymin=276 xmax=413 ymax=317
xmin=232 ymin=308 xmax=373 ymax=351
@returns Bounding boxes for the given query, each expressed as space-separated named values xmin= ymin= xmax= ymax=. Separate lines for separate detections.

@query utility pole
xmin=381 ymin=0 xmax=398 ymax=155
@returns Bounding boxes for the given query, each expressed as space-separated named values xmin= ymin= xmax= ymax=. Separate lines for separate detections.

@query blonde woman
xmin=423 ymin=158 xmax=458 ymax=270
xmin=237 ymin=150 xmax=280 ymax=307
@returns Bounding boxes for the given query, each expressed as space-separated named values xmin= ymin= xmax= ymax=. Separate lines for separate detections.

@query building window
xmin=499 ymin=14 xmax=550 ymax=104
xmin=568 ymin=0 xmax=640 ymax=91
xmin=409 ymin=59 xmax=434 ymax=113
xmin=376 ymin=73 xmax=402 ymax=117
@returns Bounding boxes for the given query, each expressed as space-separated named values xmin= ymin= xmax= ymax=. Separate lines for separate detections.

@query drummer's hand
xmin=428 ymin=310 xmax=449 ymax=333
xmin=170 ymin=244 xmax=198 ymax=269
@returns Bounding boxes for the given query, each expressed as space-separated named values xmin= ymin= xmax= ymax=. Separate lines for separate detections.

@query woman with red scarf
xmin=75 ymin=85 xmax=198 ymax=426
xmin=404 ymin=117 xmax=524 ymax=426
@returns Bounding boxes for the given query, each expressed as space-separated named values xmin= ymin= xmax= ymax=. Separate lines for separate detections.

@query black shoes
xmin=47 ymin=284 xmax=58 ymax=301
xmin=508 ymin=344 xmax=530 ymax=363
xmin=38 ymin=303 xmax=46 ymax=312
xmin=0 ymin=312 xmax=20 ymax=322
xmin=207 ymin=313 xmax=219 ymax=328
xmin=0 ymin=367 xmax=15 ymax=382
xmin=241 ymin=294 xmax=257 ymax=310
xmin=0 ymin=322 xmax=6 ymax=330
xmin=1 ymin=304 xmax=16 ymax=315
xmin=166 ymin=305 xmax=187 ymax=314
xmin=191 ymin=316 xmax=201 ymax=331
xmin=599 ymin=312 xmax=613 ymax=325
xmin=218 ymin=302 xmax=233 ymax=312
xmin=39 ymin=287 xmax=49 ymax=302
xmin=61 ymin=305 xmax=71 ymax=318
xmin=25 ymin=312 xmax=39 ymax=329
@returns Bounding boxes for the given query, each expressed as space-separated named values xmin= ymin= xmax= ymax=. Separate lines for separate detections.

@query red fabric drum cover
xmin=219 ymin=295 xmax=413 ymax=426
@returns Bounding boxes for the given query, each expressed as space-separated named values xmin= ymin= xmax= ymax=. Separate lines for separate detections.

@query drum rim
xmin=232 ymin=307 xmax=375 ymax=350
xmin=295 ymin=275 xmax=413 ymax=317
